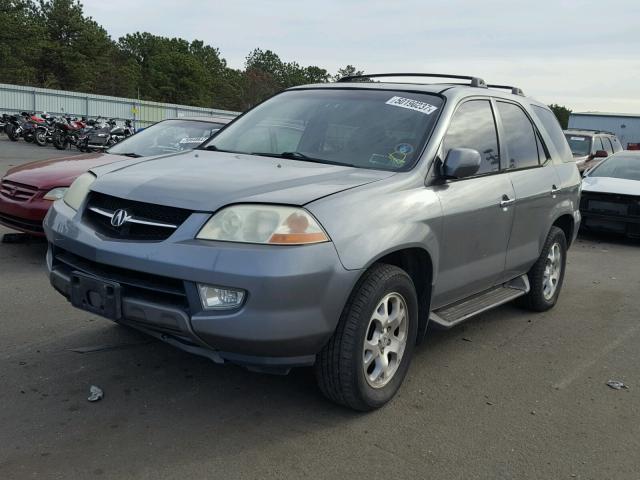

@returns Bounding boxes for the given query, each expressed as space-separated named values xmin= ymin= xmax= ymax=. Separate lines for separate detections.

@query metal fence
xmin=0 ymin=83 xmax=239 ymax=128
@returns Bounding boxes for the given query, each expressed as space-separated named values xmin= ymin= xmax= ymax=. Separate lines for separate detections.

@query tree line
xmin=0 ymin=0 xmax=364 ymax=111
xmin=0 ymin=0 xmax=572 ymax=123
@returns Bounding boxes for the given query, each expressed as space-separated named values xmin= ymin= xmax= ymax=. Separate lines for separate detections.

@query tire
xmin=34 ymin=129 xmax=47 ymax=146
xmin=7 ymin=125 xmax=19 ymax=141
xmin=52 ymin=132 xmax=67 ymax=150
xmin=315 ymin=263 xmax=418 ymax=411
xmin=518 ymin=226 xmax=567 ymax=312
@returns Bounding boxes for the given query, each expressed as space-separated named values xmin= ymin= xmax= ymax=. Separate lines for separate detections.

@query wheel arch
xmin=359 ymin=246 xmax=434 ymax=344
xmin=551 ymin=213 xmax=575 ymax=247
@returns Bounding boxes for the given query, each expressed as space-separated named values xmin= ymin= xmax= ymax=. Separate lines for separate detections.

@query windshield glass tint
xmin=205 ymin=89 xmax=443 ymax=171
xmin=564 ymin=134 xmax=592 ymax=156
xmin=590 ymin=154 xmax=640 ymax=181
xmin=108 ymin=119 xmax=224 ymax=157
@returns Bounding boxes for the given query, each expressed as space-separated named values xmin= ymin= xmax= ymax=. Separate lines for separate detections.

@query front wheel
xmin=7 ymin=125 xmax=19 ymax=141
xmin=518 ymin=226 xmax=567 ymax=312
xmin=34 ymin=129 xmax=47 ymax=146
xmin=315 ymin=264 xmax=418 ymax=411
xmin=52 ymin=132 xmax=67 ymax=150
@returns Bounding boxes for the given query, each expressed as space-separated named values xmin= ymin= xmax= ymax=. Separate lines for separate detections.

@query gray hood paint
xmin=89 ymin=150 xmax=395 ymax=211
xmin=582 ymin=176 xmax=640 ymax=196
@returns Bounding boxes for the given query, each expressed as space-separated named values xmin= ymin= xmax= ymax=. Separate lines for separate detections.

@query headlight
xmin=63 ymin=172 xmax=96 ymax=211
xmin=196 ymin=205 xmax=329 ymax=245
xmin=43 ymin=187 xmax=68 ymax=201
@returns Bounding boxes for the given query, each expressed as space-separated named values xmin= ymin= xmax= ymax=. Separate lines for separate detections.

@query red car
xmin=0 ymin=116 xmax=232 ymax=235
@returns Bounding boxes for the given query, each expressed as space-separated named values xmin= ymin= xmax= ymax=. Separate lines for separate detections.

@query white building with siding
xmin=568 ymin=112 xmax=640 ymax=148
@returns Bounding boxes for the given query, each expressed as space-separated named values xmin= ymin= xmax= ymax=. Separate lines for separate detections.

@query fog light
xmin=198 ymin=284 xmax=245 ymax=310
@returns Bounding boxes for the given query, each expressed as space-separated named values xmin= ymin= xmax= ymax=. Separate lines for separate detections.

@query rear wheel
xmin=315 ymin=264 xmax=418 ymax=411
xmin=518 ymin=226 xmax=567 ymax=311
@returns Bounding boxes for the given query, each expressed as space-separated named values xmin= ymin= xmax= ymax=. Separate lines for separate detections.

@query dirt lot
xmin=1 ymin=136 xmax=639 ymax=479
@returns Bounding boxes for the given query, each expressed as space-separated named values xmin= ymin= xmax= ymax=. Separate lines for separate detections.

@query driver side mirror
xmin=442 ymin=148 xmax=482 ymax=179
xmin=593 ymin=150 xmax=608 ymax=158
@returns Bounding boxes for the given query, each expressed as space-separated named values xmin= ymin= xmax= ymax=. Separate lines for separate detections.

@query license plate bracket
xmin=70 ymin=271 xmax=122 ymax=320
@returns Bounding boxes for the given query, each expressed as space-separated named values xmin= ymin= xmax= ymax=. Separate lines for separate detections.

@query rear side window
xmin=496 ymin=101 xmax=540 ymax=169
xmin=443 ymin=100 xmax=500 ymax=175
xmin=531 ymin=106 xmax=573 ymax=161
xmin=593 ymin=136 xmax=604 ymax=152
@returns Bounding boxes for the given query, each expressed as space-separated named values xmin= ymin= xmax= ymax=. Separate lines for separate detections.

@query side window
xmin=443 ymin=100 xmax=500 ymax=175
xmin=531 ymin=105 xmax=573 ymax=161
xmin=496 ymin=101 xmax=540 ymax=169
xmin=592 ymin=136 xmax=604 ymax=153
xmin=602 ymin=137 xmax=614 ymax=154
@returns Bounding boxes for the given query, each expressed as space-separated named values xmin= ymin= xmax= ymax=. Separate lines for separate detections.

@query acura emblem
xmin=111 ymin=209 xmax=131 ymax=228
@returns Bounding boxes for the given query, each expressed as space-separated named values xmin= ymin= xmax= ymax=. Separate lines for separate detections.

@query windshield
xmin=108 ymin=119 xmax=225 ymax=157
xmin=589 ymin=153 xmax=640 ymax=181
xmin=203 ymin=89 xmax=443 ymax=171
xmin=564 ymin=134 xmax=592 ymax=157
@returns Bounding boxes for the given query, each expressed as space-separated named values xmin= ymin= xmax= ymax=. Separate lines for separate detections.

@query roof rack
xmin=487 ymin=84 xmax=525 ymax=97
xmin=337 ymin=73 xmax=487 ymax=89
xmin=565 ymin=128 xmax=616 ymax=135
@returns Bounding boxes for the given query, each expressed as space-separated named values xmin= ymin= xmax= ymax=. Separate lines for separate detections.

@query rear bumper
xmin=44 ymin=200 xmax=361 ymax=371
xmin=0 ymin=193 xmax=50 ymax=235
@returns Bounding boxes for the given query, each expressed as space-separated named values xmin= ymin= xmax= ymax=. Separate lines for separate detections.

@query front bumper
xmin=580 ymin=191 xmax=640 ymax=238
xmin=0 ymin=191 xmax=50 ymax=235
xmin=44 ymin=200 xmax=360 ymax=371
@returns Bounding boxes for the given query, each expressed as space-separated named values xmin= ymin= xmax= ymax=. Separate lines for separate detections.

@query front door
xmin=432 ymin=99 xmax=515 ymax=309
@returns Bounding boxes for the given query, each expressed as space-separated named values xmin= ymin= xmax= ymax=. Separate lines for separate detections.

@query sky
xmin=83 ymin=0 xmax=640 ymax=113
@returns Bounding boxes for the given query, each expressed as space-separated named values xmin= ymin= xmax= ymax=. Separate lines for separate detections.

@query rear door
xmin=432 ymin=99 xmax=516 ymax=308
xmin=497 ymin=100 xmax=561 ymax=279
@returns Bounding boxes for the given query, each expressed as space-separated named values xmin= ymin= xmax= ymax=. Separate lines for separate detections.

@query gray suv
xmin=44 ymin=73 xmax=581 ymax=410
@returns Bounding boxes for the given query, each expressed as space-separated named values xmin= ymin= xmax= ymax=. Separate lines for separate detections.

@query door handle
xmin=500 ymin=195 xmax=515 ymax=208
xmin=551 ymin=185 xmax=561 ymax=195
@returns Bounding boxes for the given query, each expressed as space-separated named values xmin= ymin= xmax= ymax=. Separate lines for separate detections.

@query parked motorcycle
xmin=85 ymin=118 xmax=134 ymax=151
xmin=51 ymin=116 xmax=87 ymax=150
xmin=33 ymin=113 xmax=56 ymax=146
xmin=7 ymin=112 xmax=44 ymax=142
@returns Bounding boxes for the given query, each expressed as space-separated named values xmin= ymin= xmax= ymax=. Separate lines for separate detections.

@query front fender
xmin=308 ymin=181 xmax=443 ymax=281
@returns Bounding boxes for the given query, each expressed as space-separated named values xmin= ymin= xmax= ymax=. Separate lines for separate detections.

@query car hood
xmin=3 ymin=152 xmax=123 ymax=190
xmin=582 ymin=176 xmax=640 ymax=196
xmin=90 ymin=150 xmax=396 ymax=210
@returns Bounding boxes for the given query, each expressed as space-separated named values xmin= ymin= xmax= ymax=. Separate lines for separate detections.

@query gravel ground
xmin=1 ymin=136 xmax=639 ymax=479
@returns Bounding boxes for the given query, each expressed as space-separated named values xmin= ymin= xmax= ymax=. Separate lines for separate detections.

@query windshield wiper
xmin=201 ymin=145 xmax=240 ymax=153
xmin=251 ymin=151 xmax=355 ymax=167
xmin=114 ymin=152 xmax=142 ymax=158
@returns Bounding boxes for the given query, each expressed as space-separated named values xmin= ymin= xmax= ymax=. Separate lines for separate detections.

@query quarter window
xmin=611 ymin=137 xmax=623 ymax=152
xmin=531 ymin=106 xmax=573 ymax=161
xmin=496 ymin=101 xmax=540 ymax=169
xmin=443 ymin=100 xmax=500 ymax=175
xmin=601 ymin=137 xmax=614 ymax=154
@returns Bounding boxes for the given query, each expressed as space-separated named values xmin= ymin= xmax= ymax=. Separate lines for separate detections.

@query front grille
xmin=0 ymin=180 xmax=38 ymax=202
xmin=53 ymin=246 xmax=188 ymax=309
xmin=580 ymin=192 xmax=640 ymax=217
xmin=84 ymin=192 xmax=192 ymax=241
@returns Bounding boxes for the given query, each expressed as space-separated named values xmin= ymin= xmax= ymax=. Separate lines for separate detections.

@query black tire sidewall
xmin=530 ymin=228 xmax=567 ymax=310
xmin=351 ymin=271 xmax=418 ymax=409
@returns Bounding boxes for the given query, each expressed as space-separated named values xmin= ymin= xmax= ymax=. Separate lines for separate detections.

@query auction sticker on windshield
xmin=385 ymin=96 xmax=438 ymax=115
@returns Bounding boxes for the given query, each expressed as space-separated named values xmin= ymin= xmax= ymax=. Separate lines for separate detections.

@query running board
xmin=429 ymin=275 xmax=530 ymax=329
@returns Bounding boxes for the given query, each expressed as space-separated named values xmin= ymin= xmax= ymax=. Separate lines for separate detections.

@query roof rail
xmin=337 ymin=73 xmax=487 ymax=89
xmin=487 ymin=84 xmax=525 ymax=96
